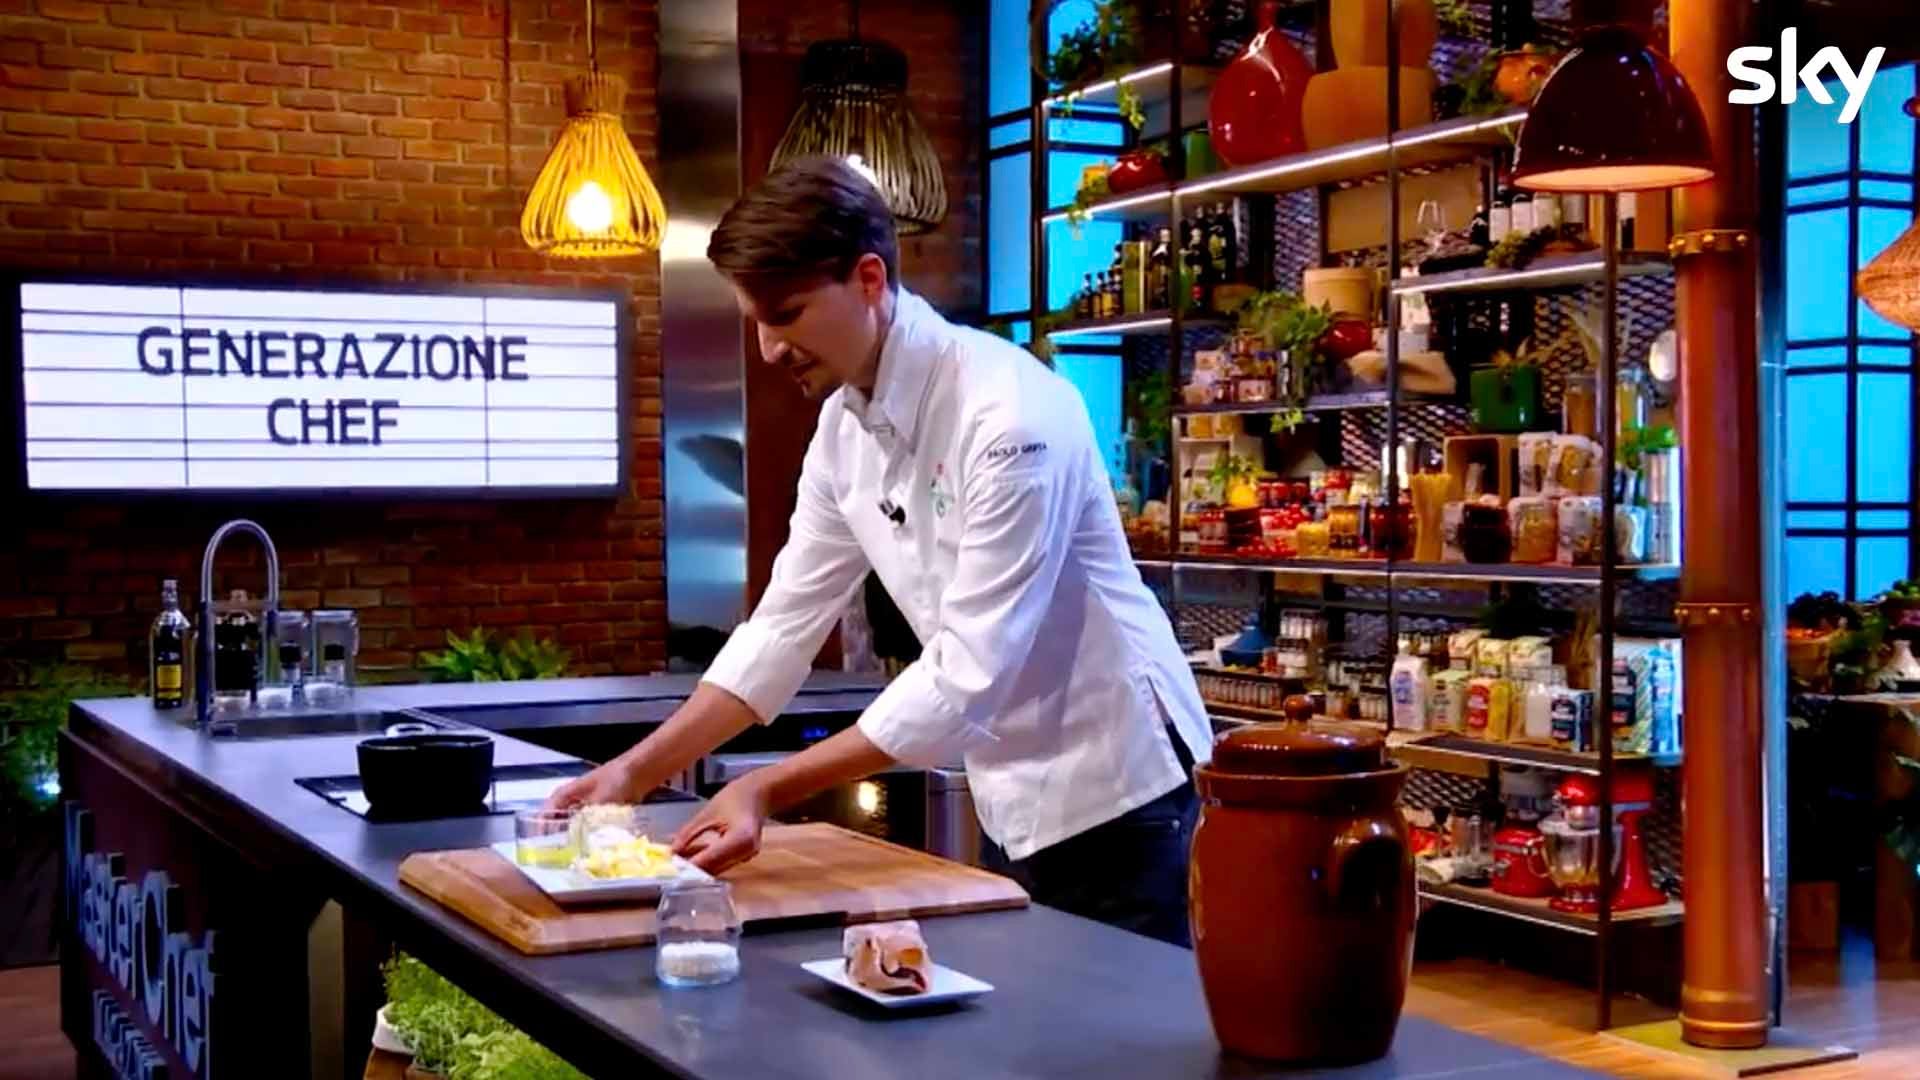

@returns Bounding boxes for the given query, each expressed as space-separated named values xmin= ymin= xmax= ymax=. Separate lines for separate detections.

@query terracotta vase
xmin=1207 ymin=0 xmax=1314 ymax=167
xmin=1190 ymin=721 xmax=1415 ymax=1063
xmin=1300 ymin=66 xmax=1434 ymax=150
xmin=1330 ymin=0 xmax=1438 ymax=69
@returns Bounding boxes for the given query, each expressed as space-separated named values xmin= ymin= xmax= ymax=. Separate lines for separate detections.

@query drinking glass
xmin=655 ymin=880 xmax=742 ymax=988
xmin=513 ymin=809 xmax=578 ymax=869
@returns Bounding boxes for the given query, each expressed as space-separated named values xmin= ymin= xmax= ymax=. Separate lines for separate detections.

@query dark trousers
xmin=984 ymin=728 xmax=1199 ymax=948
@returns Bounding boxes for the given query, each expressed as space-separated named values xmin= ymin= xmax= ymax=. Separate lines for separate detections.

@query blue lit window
xmin=1782 ymin=63 xmax=1917 ymax=599
xmin=982 ymin=1 xmax=1129 ymax=483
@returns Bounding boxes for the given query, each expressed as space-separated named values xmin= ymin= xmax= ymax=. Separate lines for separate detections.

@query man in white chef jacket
xmin=550 ymin=156 xmax=1214 ymax=945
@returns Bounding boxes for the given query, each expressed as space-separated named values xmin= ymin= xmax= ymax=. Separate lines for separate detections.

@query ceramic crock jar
xmin=1189 ymin=717 xmax=1415 ymax=1063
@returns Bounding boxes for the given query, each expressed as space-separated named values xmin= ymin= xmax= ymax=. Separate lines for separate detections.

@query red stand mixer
xmin=1539 ymin=772 xmax=1667 ymax=912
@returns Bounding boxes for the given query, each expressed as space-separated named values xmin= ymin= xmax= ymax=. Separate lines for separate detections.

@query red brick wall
xmin=0 ymin=0 xmax=669 ymax=682
xmin=736 ymin=0 xmax=982 ymax=315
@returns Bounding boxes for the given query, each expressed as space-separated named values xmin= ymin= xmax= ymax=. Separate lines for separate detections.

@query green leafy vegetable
xmin=383 ymin=954 xmax=587 ymax=1080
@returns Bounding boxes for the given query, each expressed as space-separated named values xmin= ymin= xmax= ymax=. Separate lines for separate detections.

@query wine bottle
xmin=1149 ymin=227 xmax=1174 ymax=310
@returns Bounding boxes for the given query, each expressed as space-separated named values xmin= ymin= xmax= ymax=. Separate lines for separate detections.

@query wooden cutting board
xmin=397 ymin=822 xmax=1029 ymax=955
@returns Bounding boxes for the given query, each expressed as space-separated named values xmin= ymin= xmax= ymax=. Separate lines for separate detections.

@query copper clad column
xmin=1668 ymin=0 xmax=1769 ymax=1050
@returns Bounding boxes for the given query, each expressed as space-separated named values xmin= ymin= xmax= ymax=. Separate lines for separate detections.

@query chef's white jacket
xmin=702 ymin=290 xmax=1213 ymax=861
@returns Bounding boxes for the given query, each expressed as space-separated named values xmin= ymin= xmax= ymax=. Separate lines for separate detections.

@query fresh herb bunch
xmin=382 ymin=954 xmax=587 ymax=1080
xmin=1485 ymin=225 xmax=1559 ymax=269
xmin=1 ymin=664 xmax=132 ymax=813
xmin=420 ymin=629 xmax=570 ymax=683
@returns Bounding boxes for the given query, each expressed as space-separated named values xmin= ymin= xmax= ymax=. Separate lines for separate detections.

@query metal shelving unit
xmin=1030 ymin=5 xmax=1683 ymax=1031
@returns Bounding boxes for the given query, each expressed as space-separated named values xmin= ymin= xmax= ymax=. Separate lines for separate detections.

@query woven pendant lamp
xmin=520 ymin=0 xmax=665 ymax=257
xmin=769 ymin=3 xmax=947 ymax=235
xmin=1855 ymin=98 xmax=1920 ymax=333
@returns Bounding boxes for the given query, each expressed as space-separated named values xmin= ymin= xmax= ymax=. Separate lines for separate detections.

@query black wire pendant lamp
xmin=769 ymin=2 xmax=948 ymax=235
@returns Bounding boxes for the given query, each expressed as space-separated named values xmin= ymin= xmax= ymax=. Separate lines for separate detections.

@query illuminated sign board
xmin=13 ymin=279 xmax=627 ymax=494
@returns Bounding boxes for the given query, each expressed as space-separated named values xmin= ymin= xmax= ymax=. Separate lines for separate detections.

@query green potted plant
xmin=419 ymin=629 xmax=570 ymax=683
xmin=1 ymin=663 xmax=133 ymax=966
xmin=1234 ymin=289 xmax=1335 ymax=400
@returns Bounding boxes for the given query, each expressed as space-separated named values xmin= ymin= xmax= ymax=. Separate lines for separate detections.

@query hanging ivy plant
xmin=1038 ymin=0 xmax=1145 ymax=96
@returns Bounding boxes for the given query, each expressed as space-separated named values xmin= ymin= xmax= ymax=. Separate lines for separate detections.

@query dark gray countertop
xmin=69 ymin=680 xmax=1597 ymax=1080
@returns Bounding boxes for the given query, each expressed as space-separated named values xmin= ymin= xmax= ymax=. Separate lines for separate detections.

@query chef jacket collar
xmin=842 ymin=289 xmax=938 ymax=450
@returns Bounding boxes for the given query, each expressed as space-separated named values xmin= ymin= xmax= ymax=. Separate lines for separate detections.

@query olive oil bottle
xmin=150 ymin=578 xmax=192 ymax=710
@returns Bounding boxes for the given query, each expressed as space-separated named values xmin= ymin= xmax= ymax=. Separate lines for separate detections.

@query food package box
xmin=1448 ymin=629 xmax=1485 ymax=671
xmin=1475 ymin=637 xmax=1512 ymax=677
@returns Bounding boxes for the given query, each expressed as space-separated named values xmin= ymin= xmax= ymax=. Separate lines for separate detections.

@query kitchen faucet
xmin=196 ymin=519 xmax=280 ymax=729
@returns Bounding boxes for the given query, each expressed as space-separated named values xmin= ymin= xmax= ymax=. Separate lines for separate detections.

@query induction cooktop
xmin=295 ymin=761 xmax=697 ymax=822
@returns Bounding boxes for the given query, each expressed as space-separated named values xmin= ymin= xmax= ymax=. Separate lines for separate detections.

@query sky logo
xmin=1727 ymin=29 xmax=1886 ymax=124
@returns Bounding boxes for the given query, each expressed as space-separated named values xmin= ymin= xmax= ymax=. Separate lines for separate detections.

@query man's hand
xmin=672 ymin=774 xmax=774 ymax=875
xmin=540 ymin=683 xmax=765 ymax=812
xmin=671 ymin=726 xmax=900 ymax=875
xmin=543 ymin=757 xmax=641 ymax=811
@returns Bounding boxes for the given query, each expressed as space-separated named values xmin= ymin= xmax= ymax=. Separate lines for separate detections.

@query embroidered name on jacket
xmin=985 ymin=441 xmax=1047 ymax=461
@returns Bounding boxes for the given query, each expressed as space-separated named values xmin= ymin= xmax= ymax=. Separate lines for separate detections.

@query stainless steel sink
xmin=204 ymin=708 xmax=453 ymax=740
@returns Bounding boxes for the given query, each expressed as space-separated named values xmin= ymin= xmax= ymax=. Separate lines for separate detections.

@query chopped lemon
xmin=575 ymin=834 xmax=677 ymax=880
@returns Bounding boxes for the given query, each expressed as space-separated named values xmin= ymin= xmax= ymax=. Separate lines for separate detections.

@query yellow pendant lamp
xmin=520 ymin=0 xmax=665 ymax=257
xmin=1855 ymin=98 xmax=1920 ymax=333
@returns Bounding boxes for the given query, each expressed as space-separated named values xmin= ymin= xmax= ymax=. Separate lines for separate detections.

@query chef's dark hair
xmin=707 ymin=155 xmax=899 ymax=300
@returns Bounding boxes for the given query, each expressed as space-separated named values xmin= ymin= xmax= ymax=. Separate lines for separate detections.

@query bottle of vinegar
xmin=150 ymin=578 xmax=192 ymax=710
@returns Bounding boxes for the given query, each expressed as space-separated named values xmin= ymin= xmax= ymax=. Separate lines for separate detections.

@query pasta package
xmin=1547 ymin=435 xmax=1602 ymax=497
xmin=1508 ymin=496 xmax=1557 ymax=563
xmin=1476 ymin=637 xmax=1512 ymax=677
xmin=1517 ymin=433 xmax=1555 ymax=498
xmin=1428 ymin=670 xmax=1471 ymax=732
xmin=1448 ymin=629 xmax=1486 ymax=671
xmin=1508 ymin=636 xmax=1554 ymax=671
xmin=1558 ymin=495 xmax=1604 ymax=565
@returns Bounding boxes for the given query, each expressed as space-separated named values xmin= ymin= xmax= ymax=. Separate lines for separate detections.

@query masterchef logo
xmin=65 ymin=803 xmax=219 ymax=1080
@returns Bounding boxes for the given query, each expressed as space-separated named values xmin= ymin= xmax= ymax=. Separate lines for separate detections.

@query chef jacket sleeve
xmin=701 ymin=424 xmax=871 ymax=724
xmin=857 ymin=405 xmax=1078 ymax=765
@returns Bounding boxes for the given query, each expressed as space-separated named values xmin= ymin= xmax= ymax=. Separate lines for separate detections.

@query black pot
xmin=356 ymin=733 xmax=494 ymax=818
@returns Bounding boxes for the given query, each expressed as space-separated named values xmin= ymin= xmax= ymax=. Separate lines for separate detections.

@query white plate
xmin=800 ymin=958 xmax=994 ymax=1009
xmin=489 ymin=840 xmax=712 ymax=905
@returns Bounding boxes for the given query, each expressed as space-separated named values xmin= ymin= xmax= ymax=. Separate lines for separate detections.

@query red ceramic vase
xmin=1207 ymin=1 xmax=1314 ymax=167
xmin=1106 ymin=150 xmax=1168 ymax=194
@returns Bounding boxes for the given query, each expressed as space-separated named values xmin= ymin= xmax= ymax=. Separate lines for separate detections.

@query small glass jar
xmin=514 ymin=808 xmax=579 ymax=869
xmin=1562 ymin=369 xmax=1598 ymax=437
xmin=655 ymin=880 xmax=742 ymax=988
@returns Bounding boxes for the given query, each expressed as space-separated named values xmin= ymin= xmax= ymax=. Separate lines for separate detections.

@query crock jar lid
xmin=1210 ymin=722 xmax=1387 ymax=776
